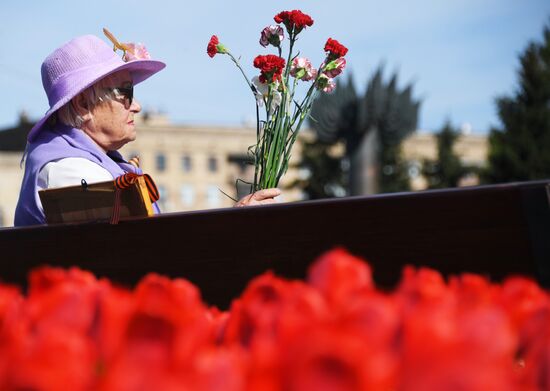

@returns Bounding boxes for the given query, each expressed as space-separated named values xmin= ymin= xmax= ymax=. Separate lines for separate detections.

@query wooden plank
xmin=1 ymin=180 xmax=548 ymax=309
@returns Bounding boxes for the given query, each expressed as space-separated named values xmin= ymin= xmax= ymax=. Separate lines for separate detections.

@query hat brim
xmin=28 ymin=58 xmax=166 ymax=142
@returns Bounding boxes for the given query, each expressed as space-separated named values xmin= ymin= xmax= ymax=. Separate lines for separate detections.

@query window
xmin=156 ymin=153 xmax=166 ymax=172
xmin=208 ymin=156 xmax=218 ymax=173
xmin=206 ymin=185 xmax=221 ymax=207
xmin=180 ymin=184 xmax=195 ymax=206
xmin=181 ymin=155 xmax=192 ymax=172
xmin=157 ymin=185 xmax=168 ymax=210
xmin=228 ymin=153 xmax=253 ymax=174
xmin=408 ymin=160 xmax=421 ymax=179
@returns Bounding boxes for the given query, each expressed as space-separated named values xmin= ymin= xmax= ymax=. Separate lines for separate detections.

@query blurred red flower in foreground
xmin=308 ymin=247 xmax=373 ymax=305
xmin=0 ymin=248 xmax=548 ymax=390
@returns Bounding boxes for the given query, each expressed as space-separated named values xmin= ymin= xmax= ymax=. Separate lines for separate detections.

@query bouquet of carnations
xmin=208 ymin=10 xmax=348 ymax=192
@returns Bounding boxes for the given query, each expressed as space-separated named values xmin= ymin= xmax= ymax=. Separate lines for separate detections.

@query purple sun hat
xmin=28 ymin=34 xmax=165 ymax=142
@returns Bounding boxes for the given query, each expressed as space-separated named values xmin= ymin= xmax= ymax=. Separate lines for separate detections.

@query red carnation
xmin=274 ymin=10 xmax=314 ymax=33
xmin=207 ymin=35 xmax=219 ymax=58
xmin=253 ymin=54 xmax=286 ymax=83
xmin=324 ymin=38 xmax=348 ymax=59
xmin=207 ymin=35 xmax=227 ymax=58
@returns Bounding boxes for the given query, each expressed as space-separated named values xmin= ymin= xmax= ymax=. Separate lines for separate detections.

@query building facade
xmin=401 ymin=132 xmax=488 ymax=190
xmin=0 ymin=152 xmax=23 ymax=227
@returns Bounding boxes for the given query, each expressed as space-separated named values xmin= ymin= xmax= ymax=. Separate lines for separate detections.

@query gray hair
xmin=52 ymin=78 xmax=117 ymax=129
xmin=22 ymin=79 xmax=118 ymax=167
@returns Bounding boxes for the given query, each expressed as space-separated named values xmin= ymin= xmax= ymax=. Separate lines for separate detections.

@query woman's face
xmin=85 ymin=70 xmax=141 ymax=152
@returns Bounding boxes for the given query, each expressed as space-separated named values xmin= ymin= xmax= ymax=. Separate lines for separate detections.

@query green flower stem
xmin=263 ymin=103 xmax=287 ymax=188
xmin=283 ymin=32 xmax=296 ymax=80
xmin=291 ymin=65 xmax=323 ymax=125
xmin=263 ymin=116 xmax=281 ymax=187
xmin=291 ymin=77 xmax=299 ymax=106
xmin=226 ymin=52 xmax=256 ymax=95
xmin=253 ymin=104 xmax=260 ymax=192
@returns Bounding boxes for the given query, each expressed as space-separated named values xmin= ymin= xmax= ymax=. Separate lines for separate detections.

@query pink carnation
xmin=316 ymin=74 xmax=336 ymax=93
xmin=290 ymin=57 xmax=317 ymax=81
xmin=323 ymin=78 xmax=336 ymax=93
xmin=123 ymin=43 xmax=151 ymax=61
xmin=323 ymin=57 xmax=346 ymax=78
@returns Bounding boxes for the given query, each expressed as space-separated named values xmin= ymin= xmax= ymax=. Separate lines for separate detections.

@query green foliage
xmin=288 ymin=140 xmax=347 ymax=199
xmin=300 ymin=66 xmax=420 ymax=197
xmin=379 ymin=144 xmax=412 ymax=193
xmin=299 ymin=75 xmax=357 ymax=198
xmin=369 ymin=69 xmax=420 ymax=193
xmin=422 ymin=121 xmax=472 ymax=189
xmin=310 ymin=74 xmax=360 ymax=146
xmin=482 ymin=23 xmax=550 ymax=183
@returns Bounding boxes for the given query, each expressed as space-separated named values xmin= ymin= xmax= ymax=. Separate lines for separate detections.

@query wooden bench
xmin=1 ymin=180 xmax=548 ymax=308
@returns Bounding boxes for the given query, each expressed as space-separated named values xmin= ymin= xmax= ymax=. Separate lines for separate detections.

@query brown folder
xmin=39 ymin=177 xmax=154 ymax=224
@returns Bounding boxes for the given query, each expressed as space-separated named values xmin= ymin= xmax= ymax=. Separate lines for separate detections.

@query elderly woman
xmin=15 ymin=33 xmax=279 ymax=226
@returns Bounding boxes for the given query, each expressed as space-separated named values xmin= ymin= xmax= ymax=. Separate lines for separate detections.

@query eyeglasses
xmin=108 ymin=86 xmax=134 ymax=109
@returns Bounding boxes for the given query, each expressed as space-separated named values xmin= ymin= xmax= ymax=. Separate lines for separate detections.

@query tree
xmin=365 ymin=69 xmax=420 ymax=193
xmin=422 ymin=121 xmax=471 ymax=189
xmin=293 ymin=74 xmax=357 ymax=199
xmin=301 ymin=66 xmax=420 ymax=197
xmin=482 ymin=23 xmax=550 ymax=183
xmin=288 ymin=140 xmax=347 ymax=199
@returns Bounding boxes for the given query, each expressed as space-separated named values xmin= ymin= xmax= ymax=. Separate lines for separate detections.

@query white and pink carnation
xmin=260 ymin=25 xmax=284 ymax=48
xmin=290 ymin=57 xmax=317 ymax=81
xmin=252 ymin=76 xmax=282 ymax=114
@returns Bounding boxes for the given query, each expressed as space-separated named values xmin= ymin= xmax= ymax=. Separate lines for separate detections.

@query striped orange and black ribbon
xmin=114 ymin=172 xmax=159 ymax=202
xmin=110 ymin=173 xmax=160 ymax=224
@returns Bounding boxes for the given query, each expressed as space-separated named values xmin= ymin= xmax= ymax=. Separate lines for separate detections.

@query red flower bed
xmin=0 ymin=248 xmax=549 ymax=390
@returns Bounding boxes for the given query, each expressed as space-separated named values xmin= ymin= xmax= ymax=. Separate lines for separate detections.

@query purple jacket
xmin=14 ymin=124 xmax=160 ymax=226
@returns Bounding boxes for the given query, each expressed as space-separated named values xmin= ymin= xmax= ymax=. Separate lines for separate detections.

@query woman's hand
xmin=236 ymin=188 xmax=281 ymax=207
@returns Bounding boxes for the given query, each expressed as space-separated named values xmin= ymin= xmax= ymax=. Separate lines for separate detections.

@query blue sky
xmin=1 ymin=0 xmax=549 ymax=134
